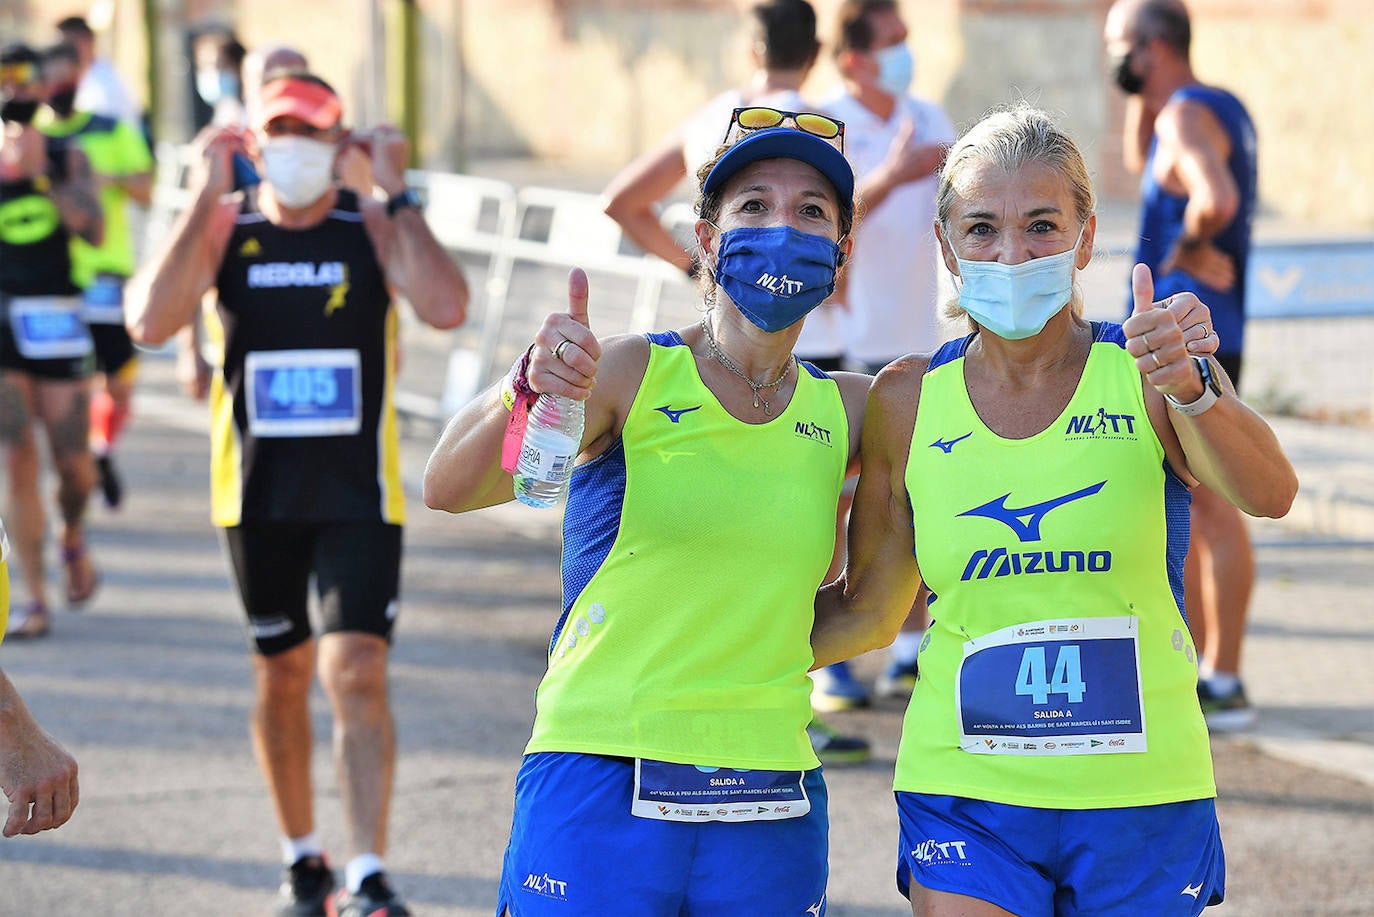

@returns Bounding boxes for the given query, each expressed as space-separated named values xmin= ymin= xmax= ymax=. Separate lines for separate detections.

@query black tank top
xmin=211 ymin=188 xmax=401 ymax=524
xmin=0 ymin=136 xmax=79 ymax=296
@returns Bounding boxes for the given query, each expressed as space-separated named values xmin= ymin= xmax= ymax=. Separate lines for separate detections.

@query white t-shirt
xmin=75 ymin=58 xmax=141 ymax=125
xmin=821 ymin=91 xmax=956 ymax=366
xmin=682 ymin=89 xmax=845 ymax=360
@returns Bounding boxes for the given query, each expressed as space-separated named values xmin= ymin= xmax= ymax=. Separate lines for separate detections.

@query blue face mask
xmin=953 ymin=226 xmax=1086 ymax=340
xmin=711 ymin=225 xmax=842 ymax=333
xmin=874 ymin=43 xmax=915 ymax=97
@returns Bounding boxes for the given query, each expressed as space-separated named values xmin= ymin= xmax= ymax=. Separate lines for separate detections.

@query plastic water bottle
xmin=513 ymin=394 xmax=585 ymax=508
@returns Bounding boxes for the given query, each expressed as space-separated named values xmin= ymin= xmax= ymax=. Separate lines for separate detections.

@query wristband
xmin=499 ymin=346 xmax=537 ymax=412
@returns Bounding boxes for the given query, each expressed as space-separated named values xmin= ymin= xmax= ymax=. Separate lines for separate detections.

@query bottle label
xmin=518 ymin=431 xmax=576 ymax=481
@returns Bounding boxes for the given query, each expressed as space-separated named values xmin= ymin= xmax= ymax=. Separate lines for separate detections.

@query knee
xmin=319 ymin=637 xmax=389 ymax=704
xmin=254 ymin=645 xmax=316 ymax=703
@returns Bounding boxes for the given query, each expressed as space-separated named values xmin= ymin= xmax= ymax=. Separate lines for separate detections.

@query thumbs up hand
xmin=1122 ymin=263 xmax=1219 ymax=403
xmin=528 ymin=268 xmax=602 ymax=400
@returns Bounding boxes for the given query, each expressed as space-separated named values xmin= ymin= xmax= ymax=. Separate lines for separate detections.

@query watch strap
xmin=1166 ymin=356 xmax=1222 ymax=417
xmin=385 ymin=188 xmax=421 ymax=217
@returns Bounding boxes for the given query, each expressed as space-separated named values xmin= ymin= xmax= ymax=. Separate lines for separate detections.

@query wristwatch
xmin=385 ymin=187 xmax=422 ymax=217
xmin=1166 ymin=355 xmax=1223 ymax=416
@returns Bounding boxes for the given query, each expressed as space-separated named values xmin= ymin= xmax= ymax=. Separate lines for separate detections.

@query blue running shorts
xmin=497 ymin=752 xmax=829 ymax=916
xmin=895 ymin=792 xmax=1225 ymax=917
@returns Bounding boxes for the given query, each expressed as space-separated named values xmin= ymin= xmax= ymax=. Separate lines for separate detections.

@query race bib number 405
xmin=245 ymin=349 xmax=362 ymax=438
xmin=957 ymin=616 xmax=1146 ymax=756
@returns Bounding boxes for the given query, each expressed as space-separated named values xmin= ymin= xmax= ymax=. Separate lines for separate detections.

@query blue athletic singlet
xmin=1133 ymin=85 xmax=1257 ymax=356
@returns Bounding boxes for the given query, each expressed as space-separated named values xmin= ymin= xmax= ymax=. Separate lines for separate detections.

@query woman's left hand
xmin=1122 ymin=263 xmax=1219 ymax=402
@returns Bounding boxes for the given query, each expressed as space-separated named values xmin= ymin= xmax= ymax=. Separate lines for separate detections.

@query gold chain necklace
xmin=700 ymin=317 xmax=794 ymax=415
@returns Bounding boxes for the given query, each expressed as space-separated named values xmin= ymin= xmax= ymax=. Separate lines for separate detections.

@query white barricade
xmin=138 ymin=146 xmax=699 ymax=429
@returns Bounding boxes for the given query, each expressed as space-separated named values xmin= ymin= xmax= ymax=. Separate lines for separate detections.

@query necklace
xmin=700 ymin=317 xmax=794 ymax=414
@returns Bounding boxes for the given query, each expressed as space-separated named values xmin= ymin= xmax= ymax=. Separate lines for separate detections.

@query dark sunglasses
xmin=722 ymin=106 xmax=845 ymax=154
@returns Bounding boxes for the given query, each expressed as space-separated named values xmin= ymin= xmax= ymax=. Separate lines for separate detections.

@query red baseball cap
xmin=256 ymin=75 xmax=342 ymax=131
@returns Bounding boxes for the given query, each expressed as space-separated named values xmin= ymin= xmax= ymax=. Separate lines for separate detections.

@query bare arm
xmin=1157 ymin=101 xmax=1239 ymax=245
xmin=125 ymin=127 xmax=241 ymax=345
xmin=51 ymin=145 xmax=103 ymax=246
xmin=0 ymin=668 xmax=79 ymax=837
xmin=423 ymin=270 xmax=633 ymax=514
xmin=119 ymin=168 xmax=154 ymax=208
xmin=601 ymin=132 xmax=694 ymax=274
xmin=361 ymin=125 xmax=467 ymax=329
xmin=813 ymin=360 xmax=925 ymax=667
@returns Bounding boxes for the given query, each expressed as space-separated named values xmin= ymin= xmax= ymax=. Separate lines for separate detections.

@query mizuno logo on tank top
xmin=960 ymin=481 xmax=1107 ymax=542
xmin=247 ymin=261 xmax=346 ymax=288
xmin=654 ymin=404 xmax=701 ymax=423
xmin=958 ymin=481 xmax=1111 ymax=582
xmin=930 ymin=431 xmax=972 ymax=453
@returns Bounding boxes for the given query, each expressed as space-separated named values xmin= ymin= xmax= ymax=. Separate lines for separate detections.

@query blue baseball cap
xmin=702 ymin=127 xmax=855 ymax=218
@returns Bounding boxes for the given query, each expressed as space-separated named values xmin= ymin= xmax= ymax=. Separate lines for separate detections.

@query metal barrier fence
xmin=146 ymin=154 xmax=698 ymax=428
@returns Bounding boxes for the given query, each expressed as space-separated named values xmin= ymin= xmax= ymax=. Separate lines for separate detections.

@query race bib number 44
xmin=957 ymin=616 xmax=1146 ymax=756
xmin=245 ymin=349 xmax=362 ymax=438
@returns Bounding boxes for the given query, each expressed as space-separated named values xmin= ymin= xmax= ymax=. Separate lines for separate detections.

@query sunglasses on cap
xmin=0 ymin=62 xmax=36 ymax=85
xmin=722 ymin=107 xmax=845 ymax=154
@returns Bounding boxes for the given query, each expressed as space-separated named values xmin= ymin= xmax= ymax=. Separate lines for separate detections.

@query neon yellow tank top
xmin=896 ymin=323 xmax=1214 ymax=809
xmin=525 ymin=331 xmax=849 ymax=770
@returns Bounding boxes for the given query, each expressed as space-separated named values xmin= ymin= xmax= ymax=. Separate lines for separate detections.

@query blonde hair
xmin=937 ymin=104 xmax=1096 ymax=329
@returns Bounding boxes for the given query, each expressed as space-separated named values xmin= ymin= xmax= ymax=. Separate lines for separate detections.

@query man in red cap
xmin=126 ymin=73 xmax=468 ymax=917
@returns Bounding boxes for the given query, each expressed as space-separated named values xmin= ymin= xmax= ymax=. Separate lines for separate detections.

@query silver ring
xmin=1199 ymin=324 xmax=1209 ymax=338
xmin=1140 ymin=331 xmax=1152 ymax=351
xmin=1150 ymin=350 xmax=1162 ymax=369
xmin=553 ymin=339 xmax=572 ymax=362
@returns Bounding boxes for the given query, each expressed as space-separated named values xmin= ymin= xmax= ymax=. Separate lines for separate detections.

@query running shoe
xmin=277 ymin=854 xmax=336 ymax=917
xmin=810 ymin=661 xmax=871 ymax=712
xmin=5 ymin=602 xmax=50 ymax=639
xmin=335 ymin=871 xmax=412 ymax=917
xmin=875 ymin=658 xmax=920 ymax=699
xmin=95 ymin=453 xmax=123 ymax=509
xmin=807 ymin=717 xmax=870 ymax=765
xmin=1197 ymin=679 xmax=1258 ymax=732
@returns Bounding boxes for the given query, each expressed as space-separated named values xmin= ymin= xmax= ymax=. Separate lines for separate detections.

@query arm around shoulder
xmin=813 ymin=358 xmax=926 ymax=667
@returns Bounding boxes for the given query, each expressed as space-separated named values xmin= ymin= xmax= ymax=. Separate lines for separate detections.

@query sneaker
xmin=1197 ymin=679 xmax=1258 ymax=732
xmin=336 ymin=871 xmax=412 ymax=917
xmin=807 ymin=716 xmax=870 ymax=765
xmin=809 ymin=661 xmax=870 ymax=712
xmin=875 ymin=658 xmax=919 ymax=699
xmin=277 ymin=855 xmax=336 ymax=917
xmin=95 ymin=453 xmax=123 ymax=509
xmin=5 ymin=602 xmax=50 ymax=639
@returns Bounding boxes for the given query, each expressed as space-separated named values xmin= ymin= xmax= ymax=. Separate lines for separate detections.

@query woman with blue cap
xmin=425 ymin=108 xmax=866 ymax=915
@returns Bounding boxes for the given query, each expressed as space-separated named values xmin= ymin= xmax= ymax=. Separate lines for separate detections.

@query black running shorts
xmin=222 ymin=521 xmax=403 ymax=655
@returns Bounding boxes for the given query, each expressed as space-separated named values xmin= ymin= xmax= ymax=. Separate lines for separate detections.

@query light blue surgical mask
xmin=873 ymin=43 xmax=914 ymax=97
xmin=196 ymin=69 xmax=240 ymax=105
xmin=953 ymin=225 xmax=1087 ymax=340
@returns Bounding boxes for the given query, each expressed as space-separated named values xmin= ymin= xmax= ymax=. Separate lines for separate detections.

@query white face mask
xmin=259 ymin=135 xmax=336 ymax=208
xmin=953 ymin=225 xmax=1086 ymax=341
